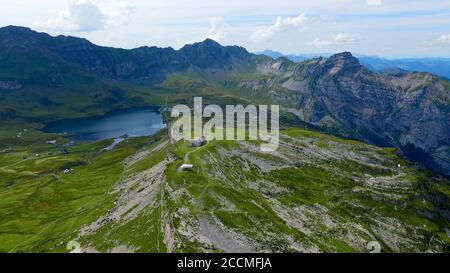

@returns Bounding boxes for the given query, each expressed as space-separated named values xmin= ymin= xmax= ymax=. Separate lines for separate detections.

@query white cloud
xmin=421 ymin=41 xmax=434 ymax=47
xmin=3 ymin=0 xmax=448 ymax=57
xmin=252 ymin=13 xmax=307 ymax=41
xmin=309 ymin=34 xmax=360 ymax=47
xmin=33 ymin=0 xmax=104 ymax=32
xmin=335 ymin=33 xmax=359 ymax=44
xmin=105 ymin=0 xmax=136 ymax=25
xmin=33 ymin=0 xmax=136 ymax=33
xmin=366 ymin=0 xmax=382 ymax=6
xmin=206 ymin=17 xmax=226 ymax=42
xmin=437 ymin=34 xmax=450 ymax=44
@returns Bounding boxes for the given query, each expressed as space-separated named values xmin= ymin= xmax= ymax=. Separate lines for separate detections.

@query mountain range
xmin=0 ymin=26 xmax=449 ymax=177
xmin=257 ymin=49 xmax=450 ymax=79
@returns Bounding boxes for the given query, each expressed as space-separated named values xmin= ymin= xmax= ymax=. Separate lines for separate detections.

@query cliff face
xmin=248 ymin=52 xmax=450 ymax=176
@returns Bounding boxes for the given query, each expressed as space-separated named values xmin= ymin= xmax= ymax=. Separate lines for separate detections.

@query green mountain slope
xmin=1 ymin=128 xmax=448 ymax=252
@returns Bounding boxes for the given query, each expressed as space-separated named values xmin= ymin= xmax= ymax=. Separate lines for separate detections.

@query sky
xmin=1 ymin=0 xmax=450 ymax=58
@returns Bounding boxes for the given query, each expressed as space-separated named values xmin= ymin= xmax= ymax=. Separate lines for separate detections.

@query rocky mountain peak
xmin=198 ymin=38 xmax=222 ymax=47
xmin=179 ymin=38 xmax=253 ymax=69
xmin=179 ymin=38 xmax=223 ymax=53
xmin=323 ymin=52 xmax=364 ymax=75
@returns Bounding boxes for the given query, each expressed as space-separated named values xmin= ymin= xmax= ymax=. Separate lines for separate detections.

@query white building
xmin=179 ymin=164 xmax=194 ymax=171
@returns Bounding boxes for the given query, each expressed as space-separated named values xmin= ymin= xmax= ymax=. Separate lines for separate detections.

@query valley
xmin=0 ymin=26 xmax=448 ymax=177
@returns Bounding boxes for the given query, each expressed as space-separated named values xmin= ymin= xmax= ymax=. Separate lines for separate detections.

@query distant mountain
xmin=0 ymin=26 xmax=449 ymax=177
xmin=255 ymin=50 xmax=333 ymax=63
xmin=0 ymin=26 xmax=254 ymax=85
xmin=180 ymin=38 xmax=253 ymax=69
xmin=255 ymin=50 xmax=286 ymax=59
xmin=256 ymin=50 xmax=450 ymax=79
xmin=0 ymin=26 xmax=255 ymax=120
xmin=359 ymin=56 xmax=450 ymax=79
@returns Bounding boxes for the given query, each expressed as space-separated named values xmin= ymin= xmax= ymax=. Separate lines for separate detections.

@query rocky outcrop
xmin=250 ymin=52 xmax=450 ymax=176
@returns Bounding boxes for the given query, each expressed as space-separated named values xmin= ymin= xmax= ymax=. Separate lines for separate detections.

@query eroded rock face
xmin=251 ymin=52 xmax=450 ymax=176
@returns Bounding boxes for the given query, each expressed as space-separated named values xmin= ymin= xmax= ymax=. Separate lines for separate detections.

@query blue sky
xmin=1 ymin=0 xmax=449 ymax=58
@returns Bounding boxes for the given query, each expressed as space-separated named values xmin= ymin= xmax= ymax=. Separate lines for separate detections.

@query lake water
xmin=43 ymin=107 xmax=165 ymax=141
